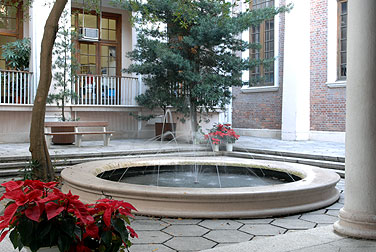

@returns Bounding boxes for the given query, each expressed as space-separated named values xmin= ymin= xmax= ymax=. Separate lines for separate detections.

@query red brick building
xmin=232 ymin=0 xmax=347 ymax=142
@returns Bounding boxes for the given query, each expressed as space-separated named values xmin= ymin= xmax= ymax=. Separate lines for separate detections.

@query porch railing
xmin=73 ymin=75 xmax=141 ymax=106
xmin=0 ymin=70 xmax=35 ymax=105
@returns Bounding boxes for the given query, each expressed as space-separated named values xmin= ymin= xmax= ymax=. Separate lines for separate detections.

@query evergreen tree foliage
xmin=115 ymin=0 xmax=291 ymax=132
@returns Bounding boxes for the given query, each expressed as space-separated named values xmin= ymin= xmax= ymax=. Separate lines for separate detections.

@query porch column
xmin=281 ymin=0 xmax=310 ymax=141
xmin=334 ymin=0 xmax=376 ymax=239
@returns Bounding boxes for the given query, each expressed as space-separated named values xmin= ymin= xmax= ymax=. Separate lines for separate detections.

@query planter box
xmin=155 ymin=123 xmax=176 ymax=141
xmin=51 ymin=126 xmax=75 ymax=145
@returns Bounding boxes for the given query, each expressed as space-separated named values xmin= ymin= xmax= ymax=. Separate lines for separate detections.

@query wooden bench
xmin=44 ymin=121 xmax=114 ymax=147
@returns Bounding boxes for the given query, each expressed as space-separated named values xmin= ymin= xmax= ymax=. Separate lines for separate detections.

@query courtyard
xmin=0 ymin=136 xmax=368 ymax=251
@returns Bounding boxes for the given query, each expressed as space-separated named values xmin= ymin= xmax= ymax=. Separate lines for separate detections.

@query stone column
xmin=334 ymin=0 xmax=376 ymax=239
xmin=281 ymin=0 xmax=310 ymax=141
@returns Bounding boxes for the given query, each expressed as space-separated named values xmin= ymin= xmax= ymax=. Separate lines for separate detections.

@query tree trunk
xmin=29 ymin=0 xmax=68 ymax=181
xmin=189 ymin=98 xmax=198 ymax=139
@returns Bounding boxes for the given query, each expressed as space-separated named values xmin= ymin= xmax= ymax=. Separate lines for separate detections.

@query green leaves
xmin=1 ymin=38 xmax=31 ymax=71
xmin=117 ymin=0 xmax=289 ymax=129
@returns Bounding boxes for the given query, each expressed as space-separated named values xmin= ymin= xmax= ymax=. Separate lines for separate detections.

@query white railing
xmin=73 ymin=75 xmax=141 ymax=106
xmin=0 ymin=70 xmax=35 ymax=105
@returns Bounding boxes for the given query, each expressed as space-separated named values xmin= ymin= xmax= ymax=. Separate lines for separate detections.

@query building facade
xmin=232 ymin=0 xmax=347 ymax=143
xmin=0 ymin=0 xmax=346 ymax=143
xmin=0 ymin=0 xmax=166 ymax=143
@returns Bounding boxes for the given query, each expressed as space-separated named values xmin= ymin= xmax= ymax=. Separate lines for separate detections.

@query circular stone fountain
xmin=61 ymin=155 xmax=340 ymax=218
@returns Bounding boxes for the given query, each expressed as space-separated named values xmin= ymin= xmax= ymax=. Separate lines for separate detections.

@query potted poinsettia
xmin=221 ymin=124 xmax=240 ymax=152
xmin=0 ymin=180 xmax=137 ymax=252
xmin=204 ymin=124 xmax=225 ymax=152
xmin=77 ymin=198 xmax=138 ymax=251
xmin=205 ymin=123 xmax=240 ymax=152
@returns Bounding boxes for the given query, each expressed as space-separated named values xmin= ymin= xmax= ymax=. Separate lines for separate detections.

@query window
xmin=249 ymin=0 xmax=275 ymax=87
xmin=337 ymin=0 xmax=347 ymax=80
xmin=71 ymin=10 xmax=121 ymax=76
xmin=0 ymin=3 xmax=23 ymax=69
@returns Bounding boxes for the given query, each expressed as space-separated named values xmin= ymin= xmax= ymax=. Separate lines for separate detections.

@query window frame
xmin=71 ymin=9 xmax=122 ymax=76
xmin=337 ymin=0 xmax=347 ymax=81
xmin=326 ymin=0 xmax=347 ymax=88
xmin=0 ymin=3 xmax=23 ymax=69
xmin=241 ymin=0 xmax=279 ymax=93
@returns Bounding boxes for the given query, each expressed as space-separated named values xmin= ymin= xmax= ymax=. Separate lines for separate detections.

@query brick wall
xmin=310 ymin=0 xmax=346 ymax=132
xmin=232 ymin=0 xmax=285 ymax=130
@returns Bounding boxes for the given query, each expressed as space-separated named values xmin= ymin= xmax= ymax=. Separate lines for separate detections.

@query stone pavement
xmin=0 ymin=136 xmax=345 ymax=158
xmin=0 ymin=137 xmax=371 ymax=251
xmin=0 ymin=179 xmax=345 ymax=252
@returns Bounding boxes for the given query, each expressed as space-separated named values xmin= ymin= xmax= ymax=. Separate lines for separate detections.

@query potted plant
xmin=0 ymin=180 xmax=137 ymax=252
xmin=221 ymin=124 xmax=240 ymax=152
xmin=204 ymin=124 xmax=224 ymax=152
xmin=204 ymin=123 xmax=239 ymax=152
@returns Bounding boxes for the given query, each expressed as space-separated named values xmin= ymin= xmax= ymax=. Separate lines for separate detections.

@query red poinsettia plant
xmin=0 ymin=180 xmax=137 ymax=252
xmin=204 ymin=123 xmax=240 ymax=145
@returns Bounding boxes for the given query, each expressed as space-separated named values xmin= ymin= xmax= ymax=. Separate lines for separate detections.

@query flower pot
xmin=155 ymin=123 xmax=176 ymax=141
xmin=226 ymin=143 xmax=233 ymax=152
xmin=25 ymin=246 xmax=59 ymax=252
xmin=212 ymin=144 xmax=220 ymax=152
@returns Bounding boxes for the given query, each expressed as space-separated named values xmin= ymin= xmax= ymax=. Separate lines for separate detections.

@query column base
xmin=334 ymin=208 xmax=376 ymax=240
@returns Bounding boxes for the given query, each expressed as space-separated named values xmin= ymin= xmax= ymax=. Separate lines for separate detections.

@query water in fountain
xmin=96 ymin=110 xmax=301 ymax=188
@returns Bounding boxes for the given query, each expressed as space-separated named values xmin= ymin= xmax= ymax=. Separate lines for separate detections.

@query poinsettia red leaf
xmin=45 ymin=202 xmax=64 ymax=220
xmin=2 ymin=189 xmax=24 ymax=201
xmin=38 ymin=192 xmax=60 ymax=203
xmin=25 ymin=203 xmax=42 ymax=222
xmin=119 ymin=201 xmax=137 ymax=211
xmin=0 ymin=230 xmax=9 ymax=242
xmin=26 ymin=189 xmax=43 ymax=201
xmin=127 ymin=226 xmax=138 ymax=238
xmin=3 ymin=203 xmax=18 ymax=224
xmin=85 ymin=223 xmax=99 ymax=238
xmin=103 ymin=208 xmax=112 ymax=227
xmin=1 ymin=180 xmax=24 ymax=191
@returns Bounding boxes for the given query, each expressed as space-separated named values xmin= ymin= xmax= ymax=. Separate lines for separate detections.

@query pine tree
xmin=116 ymin=0 xmax=291 ymax=133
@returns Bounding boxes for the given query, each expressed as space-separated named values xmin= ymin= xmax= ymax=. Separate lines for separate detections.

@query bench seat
xmin=44 ymin=121 xmax=114 ymax=147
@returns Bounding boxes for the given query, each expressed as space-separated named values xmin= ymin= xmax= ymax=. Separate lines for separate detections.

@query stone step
xmin=228 ymin=152 xmax=345 ymax=171
xmin=0 ymin=148 xmax=345 ymax=177
xmin=233 ymin=147 xmax=345 ymax=163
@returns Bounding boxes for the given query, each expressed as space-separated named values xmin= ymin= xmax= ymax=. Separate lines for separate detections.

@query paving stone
xmin=300 ymin=214 xmax=339 ymax=224
xmin=131 ymin=219 xmax=170 ymax=231
xmin=250 ymin=235 xmax=273 ymax=241
xmin=239 ymin=224 xmax=286 ymax=236
xmin=132 ymin=230 xmax=172 ymax=244
xmin=199 ymin=220 xmax=243 ymax=230
xmin=289 ymin=243 xmax=337 ymax=252
xmin=325 ymin=202 xmax=344 ymax=210
xmin=325 ymin=209 xmax=340 ymax=217
xmin=165 ymin=237 xmax=216 ymax=251
xmin=236 ymin=218 xmax=274 ymax=224
xmin=315 ymin=223 xmax=332 ymax=228
xmin=302 ymin=209 xmax=326 ymax=215
xmin=162 ymin=218 xmax=202 ymax=225
xmin=213 ymin=243 xmax=239 ymax=248
xmin=329 ymin=238 xmax=376 ymax=248
xmin=271 ymin=218 xmax=316 ymax=229
xmin=130 ymin=244 xmax=176 ymax=252
xmin=163 ymin=224 xmax=209 ymax=236
xmin=279 ymin=214 xmax=301 ymax=219
xmin=204 ymin=230 xmax=253 ymax=243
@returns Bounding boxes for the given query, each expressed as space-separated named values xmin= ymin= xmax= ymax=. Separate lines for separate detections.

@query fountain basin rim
xmin=61 ymin=155 xmax=340 ymax=218
xmin=62 ymin=156 xmax=338 ymax=195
